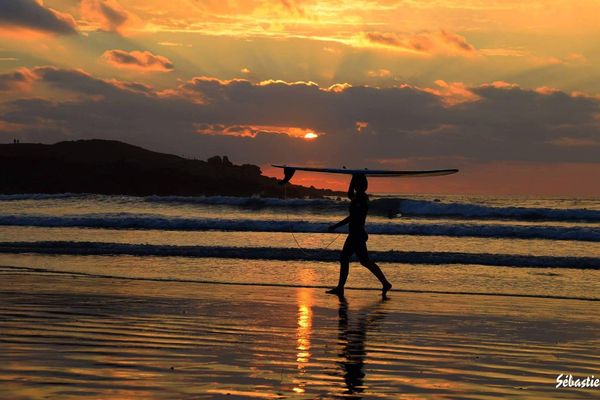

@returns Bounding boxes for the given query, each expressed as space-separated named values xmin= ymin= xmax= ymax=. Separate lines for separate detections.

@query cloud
xmin=0 ymin=0 xmax=77 ymax=35
xmin=0 ymin=68 xmax=37 ymax=91
xmin=1 ymin=66 xmax=599 ymax=173
xmin=158 ymin=42 xmax=192 ymax=48
xmin=548 ymin=137 xmax=600 ymax=147
xmin=424 ymin=80 xmax=481 ymax=105
xmin=195 ymin=124 xmax=319 ymax=139
xmin=102 ymin=50 xmax=174 ymax=72
xmin=359 ymin=30 xmax=476 ymax=56
xmin=480 ymin=48 xmax=528 ymax=57
xmin=80 ymin=0 xmax=134 ymax=33
xmin=277 ymin=0 xmax=306 ymax=16
xmin=367 ymin=69 xmax=392 ymax=78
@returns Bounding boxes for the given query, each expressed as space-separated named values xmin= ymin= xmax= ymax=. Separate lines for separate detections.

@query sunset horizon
xmin=1 ymin=0 xmax=599 ymax=195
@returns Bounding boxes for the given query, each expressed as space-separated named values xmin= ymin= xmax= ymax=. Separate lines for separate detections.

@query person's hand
xmin=328 ymin=224 xmax=336 ymax=233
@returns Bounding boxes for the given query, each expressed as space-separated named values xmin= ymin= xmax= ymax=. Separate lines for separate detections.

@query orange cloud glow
xmin=355 ymin=121 xmax=368 ymax=132
xmin=195 ymin=124 xmax=323 ymax=139
xmin=0 ymin=67 xmax=37 ymax=92
xmin=424 ymin=80 xmax=481 ymax=106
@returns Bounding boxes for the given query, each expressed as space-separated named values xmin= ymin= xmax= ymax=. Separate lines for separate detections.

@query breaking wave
xmin=382 ymin=198 xmax=600 ymax=222
xmin=0 ymin=214 xmax=598 ymax=242
xmin=1 ymin=193 xmax=598 ymax=222
xmin=1 ymin=241 xmax=598 ymax=269
xmin=146 ymin=196 xmax=600 ymax=222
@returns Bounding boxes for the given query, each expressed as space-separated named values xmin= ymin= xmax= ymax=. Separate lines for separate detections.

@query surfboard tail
xmin=278 ymin=167 xmax=296 ymax=185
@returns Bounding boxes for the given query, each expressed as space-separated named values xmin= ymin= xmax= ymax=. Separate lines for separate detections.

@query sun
xmin=304 ymin=132 xmax=318 ymax=139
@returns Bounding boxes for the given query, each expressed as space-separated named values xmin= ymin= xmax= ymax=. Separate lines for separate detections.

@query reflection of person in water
xmin=327 ymin=174 xmax=392 ymax=297
xmin=336 ymin=296 xmax=388 ymax=396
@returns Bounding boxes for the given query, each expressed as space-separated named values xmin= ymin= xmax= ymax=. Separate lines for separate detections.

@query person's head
xmin=348 ymin=174 xmax=368 ymax=199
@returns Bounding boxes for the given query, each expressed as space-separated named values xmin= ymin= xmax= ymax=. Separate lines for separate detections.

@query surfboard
xmin=272 ymin=165 xmax=459 ymax=184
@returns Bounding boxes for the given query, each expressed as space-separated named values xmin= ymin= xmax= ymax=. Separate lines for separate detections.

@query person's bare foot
xmin=382 ymin=282 xmax=392 ymax=299
xmin=326 ymin=287 xmax=344 ymax=296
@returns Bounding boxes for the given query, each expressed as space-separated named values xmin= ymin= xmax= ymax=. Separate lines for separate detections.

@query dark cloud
xmin=0 ymin=68 xmax=36 ymax=91
xmin=0 ymin=0 xmax=77 ymax=35
xmin=80 ymin=0 xmax=132 ymax=33
xmin=363 ymin=30 xmax=476 ymax=55
xmin=102 ymin=50 xmax=174 ymax=72
xmin=35 ymin=67 xmax=118 ymax=94
xmin=1 ymin=67 xmax=599 ymax=168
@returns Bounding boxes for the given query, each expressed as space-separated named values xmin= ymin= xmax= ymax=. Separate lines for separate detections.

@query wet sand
xmin=0 ymin=271 xmax=598 ymax=399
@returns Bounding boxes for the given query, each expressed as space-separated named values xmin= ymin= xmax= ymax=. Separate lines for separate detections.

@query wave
xmin=147 ymin=196 xmax=600 ymax=222
xmin=2 ymin=193 xmax=599 ymax=222
xmin=0 ymin=193 xmax=91 ymax=201
xmin=384 ymin=199 xmax=600 ymax=222
xmin=145 ymin=195 xmax=337 ymax=208
xmin=1 ymin=241 xmax=599 ymax=269
xmin=1 ymin=214 xmax=598 ymax=242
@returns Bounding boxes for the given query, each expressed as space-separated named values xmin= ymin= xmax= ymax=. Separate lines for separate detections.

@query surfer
xmin=327 ymin=174 xmax=392 ymax=297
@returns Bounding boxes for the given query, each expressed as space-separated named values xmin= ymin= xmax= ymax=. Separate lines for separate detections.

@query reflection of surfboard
xmin=272 ymin=165 xmax=459 ymax=184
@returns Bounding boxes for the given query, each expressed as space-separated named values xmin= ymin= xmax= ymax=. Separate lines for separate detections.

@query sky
xmin=1 ymin=0 xmax=599 ymax=195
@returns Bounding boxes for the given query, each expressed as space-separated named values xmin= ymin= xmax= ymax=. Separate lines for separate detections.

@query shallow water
xmin=1 ymin=194 xmax=599 ymax=299
xmin=0 ymin=274 xmax=598 ymax=399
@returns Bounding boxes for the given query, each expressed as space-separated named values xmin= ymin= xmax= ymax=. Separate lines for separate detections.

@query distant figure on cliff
xmin=327 ymin=174 xmax=392 ymax=298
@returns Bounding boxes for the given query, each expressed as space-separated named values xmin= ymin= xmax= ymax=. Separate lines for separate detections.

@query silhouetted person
xmin=336 ymin=296 xmax=388 ymax=396
xmin=327 ymin=174 xmax=392 ymax=297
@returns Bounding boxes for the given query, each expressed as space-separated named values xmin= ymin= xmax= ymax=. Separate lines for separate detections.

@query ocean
xmin=1 ymin=193 xmax=599 ymax=399
xmin=1 ymin=193 xmax=599 ymax=300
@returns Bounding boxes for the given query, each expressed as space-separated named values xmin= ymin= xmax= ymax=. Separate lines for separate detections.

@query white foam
xmin=0 ymin=214 xmax=598 ymax=242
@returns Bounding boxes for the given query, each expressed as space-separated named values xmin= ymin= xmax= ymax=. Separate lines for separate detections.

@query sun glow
xmin=304 ymin=132 xmax=318 ymax=139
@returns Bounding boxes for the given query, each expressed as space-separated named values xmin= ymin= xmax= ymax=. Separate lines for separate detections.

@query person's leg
xmin=327 ymin=236 xmax=353 ymax=295
xmin=357 ymin=242 xmax=392 ymax=296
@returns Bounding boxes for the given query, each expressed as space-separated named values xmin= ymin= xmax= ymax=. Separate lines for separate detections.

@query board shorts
xmin=341 ymin=231 xmax=369 ymax=264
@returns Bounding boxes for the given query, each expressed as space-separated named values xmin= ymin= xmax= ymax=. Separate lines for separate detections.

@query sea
xmin=1 ymin=193 xmax=599 ymax=301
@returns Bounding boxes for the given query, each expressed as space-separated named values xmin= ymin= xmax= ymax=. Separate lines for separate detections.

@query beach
xmin=0 ymin=193 xmax=599 ymax=399
xmin=1 ymin=271 xmax=599 ymax=399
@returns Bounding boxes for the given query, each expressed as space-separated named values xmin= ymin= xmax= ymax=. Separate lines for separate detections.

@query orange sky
xmin=0 ymin=0 xmax=599 ymax=195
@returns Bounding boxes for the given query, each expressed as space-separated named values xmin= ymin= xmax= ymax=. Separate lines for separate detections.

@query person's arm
xmin=328 ymin=215 xmax=351 ymax=232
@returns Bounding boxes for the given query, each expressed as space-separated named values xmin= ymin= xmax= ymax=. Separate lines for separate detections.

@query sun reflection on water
xmin=293 ymin=287 xmax=314 ymax=393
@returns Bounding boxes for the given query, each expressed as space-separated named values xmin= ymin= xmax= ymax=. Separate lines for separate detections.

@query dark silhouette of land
xmin=0 ymin=140 xmax=340 ymax=198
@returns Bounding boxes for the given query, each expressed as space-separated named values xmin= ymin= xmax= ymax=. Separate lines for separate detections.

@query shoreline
xmin=2 ymin=265 xmax=599 ymax=302
xmin=1 ymin=271 xmax=599 ymax=399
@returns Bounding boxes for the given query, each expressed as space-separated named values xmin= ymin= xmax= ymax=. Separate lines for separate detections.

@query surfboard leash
xmin=283 ymin=184 xmax=341 ymax=257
